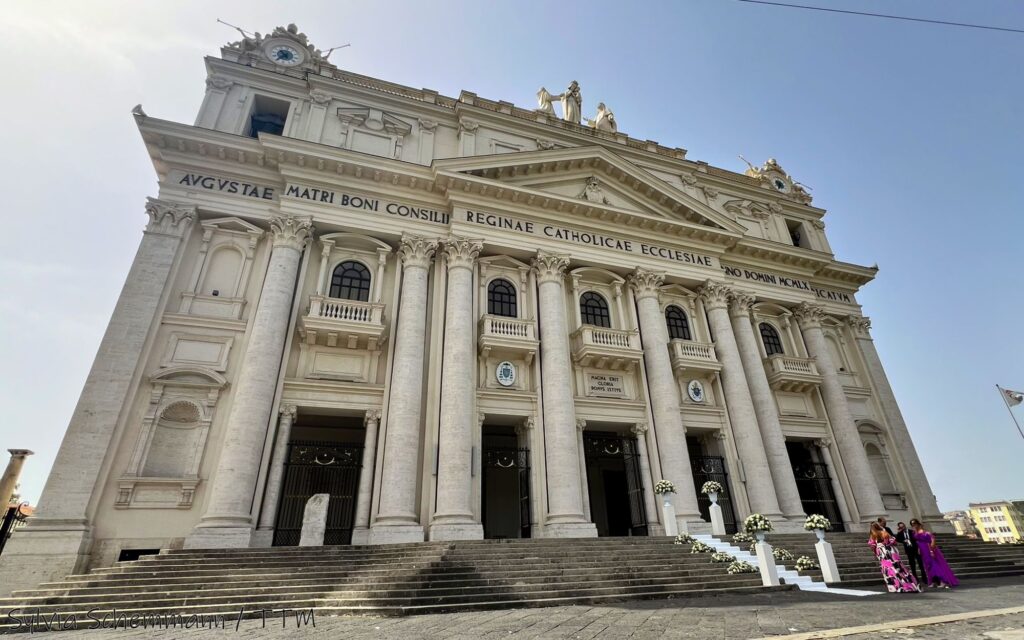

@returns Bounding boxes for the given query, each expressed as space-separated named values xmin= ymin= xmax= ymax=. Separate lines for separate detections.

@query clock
xmin=265 ymin=42 xmax=305 ymax=67
xmin=496 ymin=361 xmax=516 ymax=387
xmin=687 ymin=380 xmax=706 ymax=403
xmin=772 ymin=177 xmax=788 ymax=192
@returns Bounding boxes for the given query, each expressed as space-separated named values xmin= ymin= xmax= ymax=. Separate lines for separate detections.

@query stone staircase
xmin=735 ymin=532 xmax=1024 ymax=588
xmin=0 ymin=537 xmax=791 ymax=628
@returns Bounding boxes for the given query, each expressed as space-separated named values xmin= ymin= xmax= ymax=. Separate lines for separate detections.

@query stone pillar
xmin=628 ymin=269 xmax=703 ymax=530
xmin=697 ymin=281 xmax=783 ymax=520
xmin=298 ymin=494 xmax=330 ymax=547
xmin=0 ymin=450 xmax=33 ymax=507
xmin=576 ymin=419 xmax=592 ymax=520
xmin=0 ymin=200 xmax=194 ymax=597
xmin=369 ymin=235 xmax=438 ymax=544
xmin=630 ymin=423 xmax=662 ymax=534
xmin=847 ymin=316 xmax=946 ymax=529
xmin=728 ymin=291 xmax=806 ymax=523
xmin=793 ymin=303 xmax=886 ymax=522
xmin=429 ymin=237 xmax=484 ymax=541
xmin=351 ymin=410 xmax=381 ymax=544
xmin=532 ymin=253 xmax=597 ymax=538
xmin=253 ymin=405 xmax=298 ymax=544
xmin=187 ymin=215 xmax=313 ymax=549
xmin=814 ymin=439 xmax=853 ymax=527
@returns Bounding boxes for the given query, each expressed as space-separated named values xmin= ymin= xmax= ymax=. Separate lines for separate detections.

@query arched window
xmin=664 ymin=305 xmax=692 ymax=340
xmin=329 ymin=261 xmax=371 ymax=302
xmin=580 ymin=291 xmax=611 ymax=328
xmin=759 ymin=322 xmax=785 ymax=356
xmin=865 ymin=442 xmax=896 ymax=493
xmin=487 ymin=278 xmax=517 ymax=318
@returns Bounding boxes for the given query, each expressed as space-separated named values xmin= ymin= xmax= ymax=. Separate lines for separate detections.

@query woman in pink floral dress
xmin=869 ymin=522 xmax=921 ymax=593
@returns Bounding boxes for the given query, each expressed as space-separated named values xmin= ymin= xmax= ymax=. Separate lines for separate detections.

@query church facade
xmin=0 ymin=25 xmax=947 ymax=595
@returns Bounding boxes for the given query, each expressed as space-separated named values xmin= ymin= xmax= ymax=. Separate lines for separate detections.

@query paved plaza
xmin=4 ymin=577 xmax=1021 ymax=638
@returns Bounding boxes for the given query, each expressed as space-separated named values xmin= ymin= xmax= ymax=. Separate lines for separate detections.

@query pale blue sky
xmin=1 ymin=1 xmax=1021 ymax=512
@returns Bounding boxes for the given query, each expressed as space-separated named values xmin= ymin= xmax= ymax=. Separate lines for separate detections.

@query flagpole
xmin=996 ymin=384 xmax=1024 ymax=441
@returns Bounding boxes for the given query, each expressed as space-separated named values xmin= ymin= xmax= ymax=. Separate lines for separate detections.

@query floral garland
xmin=795 ymin=556 xmax=819 ymax=571
xmin=700 ymin=481 xmax=723 ymax=494
xmin=727 ymin=560 xmax=757 ymax=574
xmin=710 ymin=551 xmax=735 ymax=563
xmin=654 ymin=479 xmax=676 ymax=495
xmin=673 ymin=533 xmax=695 ymax=545
xmin=690 ymin=541 xmax=715 ymax=554
xmin=772 ymin=547 xmax=794 ymax=562
xmin=731 ymin=532 xmax=754 ymax=545
xmin=743 ymin=513 xmax=773 ymax=534
xmin=804 ymin=514 xmax=832 ymax=531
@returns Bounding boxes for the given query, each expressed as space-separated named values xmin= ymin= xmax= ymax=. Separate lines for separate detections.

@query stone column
xmin=628 ymin=269 xmax=702 ymax=529
xmin=793 ymin=303 xmax=886 ymax=522
xmin=0 ymin=199 xmax=194 ymax=598
xmin=697 ymin=281 xmax=784 ymax=520
xmin=846 ymin=316 xmax=946 ymax=529
xmin=0 ymin=450 xmax=33 ymax=507
xmin=187 ymin=215 xmax=313 ymax=549
xmin=532 ymin=253 xmax=597 ymax=537
xmin=728 ymin=291 xmax=806 ymax=523
xmin=430 ymin=237 xmax=484 ymax=540
xmin=351 ymin=410 xmax=381 ymax=544
xmin=576 ymin=419 xmax=592 ymax=520
xmin=630 ymin=423 xmax=662 ymax=533
xmin=369 ymin=235 xmax=438 ymax=544
xmin=814 ymin=438 xmax=853 ymax=527
xmin=253 ymin=405 xmax=297 ymax=544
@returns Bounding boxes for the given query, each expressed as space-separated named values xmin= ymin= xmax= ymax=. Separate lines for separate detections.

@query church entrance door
xmin=272 ymin=440 xmax=362 ymax=546
xmin=787 ymin=442 xmax=846 ymax=532
xmin=584 ymin=432 xmax=648 ymax=537
xmin=481 ymin=446 xmax=531 ymax=539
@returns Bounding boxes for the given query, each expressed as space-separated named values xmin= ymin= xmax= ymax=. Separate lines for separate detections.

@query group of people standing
xmin=869 ymin=517 xmax=959 ymax=593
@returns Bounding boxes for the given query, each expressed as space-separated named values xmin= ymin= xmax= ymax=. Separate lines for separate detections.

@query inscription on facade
xmin=285 ymin=183 xmax=450 ymax=224
xmin=721 ymin=265 xmax=855 ymax=304
xmin=173 ymin=172 xmax=276 ymax=200
xmin=586 ymin=373 xmax=625 ymax=398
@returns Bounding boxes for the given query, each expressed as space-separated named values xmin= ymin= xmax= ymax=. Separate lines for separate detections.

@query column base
xmin=0 ymin=522 xmax=92 ymax=597
xmin=350 ymin=526 xmax=370 ymax=545
xmin=542 ymin=522 xmax=598 ymax=538
xmin=921 ymin=515 xmax=954 ymax=534
xmin=428 ymin=522 xmax=484 ymax=541
xmin=679 ymin=518 xmax=712 ymax=535
xmin=772 ymin=518 xmax=811 ymax=534
xmin=184 ymin=525 xmax=254 ymax=549
xmin=367 ymin=523 xmax=424 ymax=544
xmin=249 ymin=528 xmax=274 ymax=548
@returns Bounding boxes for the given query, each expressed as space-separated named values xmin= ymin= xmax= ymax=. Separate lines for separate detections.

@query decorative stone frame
xmin=313 ymin=233 xmax=391 ymax=303
xmin=179 ymin=217 xmax=264 ymax=320
xmin=569 ymin=267 xmax=631 ymax=331
xmin=749 ymin=302 xmax=803 ymax=359
xmin=857 ymin=421 xmax=907 ymax=510
xmin=336 ymin=107 xmax=412 ymax=159
xmin=820 ymin=316 xmax=859 ymax=383
xmin=659 ymin=283 xmax=711 ymax=343
xmin=477 ymin=256 xmax=533 ymax=322
xmin=117 ymin=366 xmax=227 ymax=509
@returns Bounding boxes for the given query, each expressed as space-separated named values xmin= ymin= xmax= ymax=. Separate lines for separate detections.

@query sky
xmin=1 ymin=0 xmax=1022 ymax=513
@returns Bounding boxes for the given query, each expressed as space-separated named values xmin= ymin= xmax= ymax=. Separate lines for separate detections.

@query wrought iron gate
xmin=584 ymin=434 xmax=648 ymax=536
xmin=0 ymin=503 xmax=29 ymax=557
xmin=792 ymin=462 xmax=846 ymax=532
xmin=690 ymin=455 xmax=738 ymax=534
xmin=482 ymin=447 xmax=531 ymax=538
xmin=273 ymin=440 xmax=362 ymax=546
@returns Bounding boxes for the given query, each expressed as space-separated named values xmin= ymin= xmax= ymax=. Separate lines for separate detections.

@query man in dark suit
xmin=895 ymin=521 xmax=925 ymax=584
xmin=877 ymin=517 xmax=895 ymax=536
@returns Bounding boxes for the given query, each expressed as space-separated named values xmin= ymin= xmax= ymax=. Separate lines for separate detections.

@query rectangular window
xmin=247 ymin=95 xmax=291 ymax=138
xmin=785 ymin=219 xmax=810 ymax=248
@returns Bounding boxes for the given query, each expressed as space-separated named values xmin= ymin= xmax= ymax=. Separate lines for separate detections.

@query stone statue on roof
xmin=552 ymin=80 xmax=582 ymax=124
xmin=588 ymin=102 xmax=617 ymax=132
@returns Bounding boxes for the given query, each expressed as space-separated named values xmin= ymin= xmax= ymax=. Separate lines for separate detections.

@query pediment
xmin=434 ymin=146 xmax=747 ymax=235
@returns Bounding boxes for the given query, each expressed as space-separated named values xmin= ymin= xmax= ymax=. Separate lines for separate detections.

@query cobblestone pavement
xmin=5 ymin=577 xmax=1022 ymax=638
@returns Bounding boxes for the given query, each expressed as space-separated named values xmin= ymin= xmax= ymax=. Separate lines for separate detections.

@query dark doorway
xmin=273 ymin=440 xmax=362 ymax=546
xmin=584 ymin=432 xmax=648 ymax=537
xmin=482 ymin=428 xmax=531 ymax=539
xmin=787 ymin=441 xmax=846 ymax=532
xmin=687 ymin=437 xmax=738 ymax=534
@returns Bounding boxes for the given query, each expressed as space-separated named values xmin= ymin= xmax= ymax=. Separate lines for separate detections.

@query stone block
xmin=299 ymin=493 xmax=330 ymax=547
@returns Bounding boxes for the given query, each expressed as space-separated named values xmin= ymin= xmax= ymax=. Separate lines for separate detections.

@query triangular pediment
xmin=434 ymin=146 xmax=747 ymax=235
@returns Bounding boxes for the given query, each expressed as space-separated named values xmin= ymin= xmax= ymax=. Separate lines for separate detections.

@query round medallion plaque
xmin=687 ymin=379 xmax=706 ymax=403
xmin=496 ymin=361 xmax=516 ymax=387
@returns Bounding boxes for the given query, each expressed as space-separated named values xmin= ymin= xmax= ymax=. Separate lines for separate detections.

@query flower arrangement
xmin=673 ymin=533 xmax=695 ymax=545
xmin=749 ymin=542 xmax=757 ymax=554
xmin=795 ymin=556 xmax=819 ymax=571
xmin=772 ymin=547 xmax=794 ymax=562
xmin=690 ymin=541 xmax=715 ymax=554
xmin=700 ymin=481 xmax=723 ymax=494
xmin=731 ymin=532 xmax=754 ymax=545
xmin=743 ymin=513 xmax=773 ymax=534
xmin=710 ymin=551 xmax=735 ymax=563
xmin=727 ymin=560 xmax=758 ymax=574
xmin=804 ymin=514 xmax=832 ymax=531
xmin=653 ymin=480 xmax=676 ymax=495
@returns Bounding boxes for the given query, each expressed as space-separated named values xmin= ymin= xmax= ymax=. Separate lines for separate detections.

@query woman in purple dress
xmin=911 ymin=519 xmax=959 ymax=588
xmin=868 ymin=522 xmax=920 ymax=593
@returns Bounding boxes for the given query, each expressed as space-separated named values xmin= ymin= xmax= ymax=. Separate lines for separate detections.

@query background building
xmin=968 ymin=501 xmax=1023 ymax=544
xmin=943 ymin=510 xmax=978 ymax=538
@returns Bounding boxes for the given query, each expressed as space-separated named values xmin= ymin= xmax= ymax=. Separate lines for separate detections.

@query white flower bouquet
xmin=653 ymin=480 xmax=676 ymax=495
xmin=772 ymin=547 xmax=794 ymax=562
xmin=731 ymin=532 xmax=754 ymax=545
xmin=727 ymin=560 xmax=757 ymax=574
xmin=804 ymin=514 xmax=832 ymax=531
xmin=690 ymin=541 xmax=714 ymax=554
xmin=710 ymin=551 xmax=735 ymax=563
xmin=700 ymin=481 xmax=723 ymax=494
xmin=743 ymin=513 xmax=773 ymax=534
xmin=795 ymin=556 xmax=819 ymax=571
xmin=673 ymin=533 xmax=695 ymax=545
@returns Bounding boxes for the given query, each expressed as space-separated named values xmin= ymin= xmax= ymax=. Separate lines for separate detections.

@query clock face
xmin=267 ymin=44 xmax=304 ymax=67
xmin=773 ymin=177 xmax=788 ymax=192
xmin=496 ymin=361 xmax=516 ymax=387
xmin=687 ymin=380 xmax=705 ymax=403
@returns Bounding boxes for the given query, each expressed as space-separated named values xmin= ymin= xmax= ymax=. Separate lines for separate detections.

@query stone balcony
xmin=298 ymin=295 xmax=387 ymax=349
xmin=478 ymin=314 xmax=539 ymax=364
xmin=763 ymin=354 xmax=822 ymax=393
xmin=668 ymin=340 xmax=722 ymax=377
xmin=570 ymin=325 xmax=643 ymax=371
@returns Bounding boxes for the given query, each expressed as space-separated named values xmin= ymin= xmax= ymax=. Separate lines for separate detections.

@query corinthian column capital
xmin=696 ymin=280 xmax=732 ymax=311
xmin=278 ymin=404 xmax=297 ymax=420
xmin=270 ymin=215 xmax=314 ymax=250
xmin=627 ymin=269 xmax=665 ymax=301
xmin=442 ymin=236 xmax=483 ymax=271
xmin=630 ymin=422 xmax=648 ymax=436
xmin=364 ymin=409 xmax=381 ymax=425
xmin=398 ymin=234 xmax=439 ymax=269
xmin=575 ymin=418 xmax=588 ymax=432
xmin=728 ymin=291 xmax=757 ymax=318
xmin=145 ymin=198 xmax=195 ymax=234
xmin=792 ymin=302 xmax=826 ymax=330
xmin=846 ymin=315 xmax=872 ymax=338
xmin=531 ymin=252 xmax=570 ymax=284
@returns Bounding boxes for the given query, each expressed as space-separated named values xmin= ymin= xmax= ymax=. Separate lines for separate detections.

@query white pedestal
xmin=815 ymin=538 xmax=841 ymax=583
xmin=662 ymin=499 xmax=678 ymax=536
xmin=709 ymin=503 xmax=726 ymax=536
xmin=754 ymin=540 xmax=780 ymax=586
xmin=299 ymin=493 xmax=330 ymax=547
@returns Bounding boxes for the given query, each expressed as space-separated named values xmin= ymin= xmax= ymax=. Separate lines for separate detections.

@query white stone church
xmin=0 ymin=24 xmax=947 ymax=596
